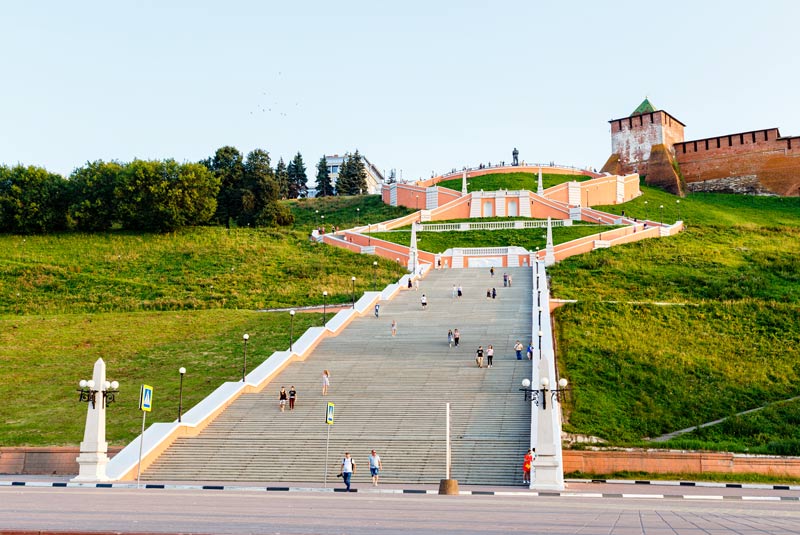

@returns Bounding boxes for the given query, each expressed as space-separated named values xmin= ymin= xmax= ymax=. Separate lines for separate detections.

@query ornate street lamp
xmin=351 ymin=276 xmax=356 ymax=308
xmin=322 ymin=291 xmax=328 ymax=325
xmin=520 ymin=377 xmax=569 ymax=409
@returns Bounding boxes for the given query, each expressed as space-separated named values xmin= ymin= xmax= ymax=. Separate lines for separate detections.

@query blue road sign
xmin=326 ymin=402 xmax=335 ymax=425
xmin=139 ymin=384 xmax=154 ymax=412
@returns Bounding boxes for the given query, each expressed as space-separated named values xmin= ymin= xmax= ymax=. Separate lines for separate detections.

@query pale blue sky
xmin=2 ymin=0 xmax=798 ymax=182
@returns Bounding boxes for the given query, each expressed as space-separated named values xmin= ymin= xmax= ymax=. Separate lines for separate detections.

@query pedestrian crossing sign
xmin=326 ymin=402 xmax=335 ymax=425
xmin=139 ymin=384 xmax=154 ymax=412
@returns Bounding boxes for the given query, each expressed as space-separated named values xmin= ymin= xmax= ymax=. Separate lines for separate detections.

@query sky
xmin=2 ymin=0 xmax=799 ymax=182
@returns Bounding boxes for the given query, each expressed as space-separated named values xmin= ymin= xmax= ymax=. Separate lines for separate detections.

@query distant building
xmin=325 ymin=154 xmax=385 ymax=195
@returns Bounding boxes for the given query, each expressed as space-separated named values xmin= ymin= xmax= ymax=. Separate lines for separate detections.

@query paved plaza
xmin=2 ymin=479 xmax=800 ymax=534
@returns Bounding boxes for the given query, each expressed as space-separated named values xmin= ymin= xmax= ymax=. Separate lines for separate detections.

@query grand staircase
xmin=143 ymin=267 xmax=534 ymax=485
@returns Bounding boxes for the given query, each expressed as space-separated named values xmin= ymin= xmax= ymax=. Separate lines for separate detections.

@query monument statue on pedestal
xmin=512 ymin=147 xmax=519 ymax=166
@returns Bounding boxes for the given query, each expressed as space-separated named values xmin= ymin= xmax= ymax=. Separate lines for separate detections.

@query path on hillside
xmin=651 ymin=395 xmax=800 ymax=443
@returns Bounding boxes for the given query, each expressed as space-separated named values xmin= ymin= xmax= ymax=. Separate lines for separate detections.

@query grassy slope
xmin=370 ymin=225 xmax=618 ymax=254
xmin=0 ymin=195 xmax=411 ymax=446
xmin=437 ymin=171 xmax=592 ymax=192
xmin=551 ymin=187 xmax=800 ymax=451
xmin=2 ymin=186 xmax=799 ymax=453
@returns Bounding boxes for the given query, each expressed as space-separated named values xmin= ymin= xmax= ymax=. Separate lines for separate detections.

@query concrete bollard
xmin=438 ymin=478 xmax=459 ymax=495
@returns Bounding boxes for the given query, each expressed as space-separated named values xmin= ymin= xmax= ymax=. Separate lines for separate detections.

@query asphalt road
xmin=2 ymin=484 xmax=800 ymax=535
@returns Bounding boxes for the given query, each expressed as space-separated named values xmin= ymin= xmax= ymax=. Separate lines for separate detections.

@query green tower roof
xmin=631 ymin=98 xmax=656 ymax=116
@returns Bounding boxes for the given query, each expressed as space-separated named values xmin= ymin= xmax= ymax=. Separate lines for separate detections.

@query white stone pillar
xmin=72 ymin=358 xmax=111 ymax=482
xmin=461 ymin=169 xmax=468 ymax=195
xmin=537 ymin=167 xmax=544 ymax=196
xmin=408 ymin=222 xmax=419 ymax=273
xmin=544 ymin=217 xmax=556 ymax=266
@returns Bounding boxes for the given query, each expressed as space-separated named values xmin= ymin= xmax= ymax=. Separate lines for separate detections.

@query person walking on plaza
xmin=475 ymin=345 xmax=484 ymax=368
xmin=486 ymin=345 xmax=494 ymax=367
xmin=374 ymin=303 xmax=380 ymax=318
xmin=421 ymin=294 xmax=427 ymax=310
xmin=453 ymin=328 xmax=460 ymax=347
xmin=503 ymin=272 xmax=508 ymax=287
xmin=490 ymin=266 xmax=495 ymax=277
xmin=514 ymin=340 xmax=524 ymax=360
xmin=508 ymin=274 xmax=513 ymax=287
xmin=448 ymin=329 xmax=454 ymax=348
xmin=486 ymin=288 xmax=491 ymax=300
xmin=491 ymin=287 xmax=497 ymax=300
xmin=527 ymin=342 xmax=534 ymax=360
xmin=391 ymin=319 xmax=397 ymax=337
xmin=368 ymin=449 xmax=382 ymax=486
xmin=288 ymin=386 xmax=297 ymax=410
xmin=523 ymin=448 xmax=534 ymax=484
xmin=340 ymin=452 xmax=356 ymax=492
xmin=322 ymin=370 xmax=330 ymax=396
xmin=457 ymin=285 xmax=463 ymax=298
xmin=452 ymin=284 xmax=457 ymax=299
xmin=278 ymin=386 xmax=287 ymax=412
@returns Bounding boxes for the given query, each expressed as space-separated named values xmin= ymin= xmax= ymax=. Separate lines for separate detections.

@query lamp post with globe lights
xmin=289 ymin=310 xmax=295 ymax=351
xmin=178 ymin=367 xmax=186 ymax=423
xmin=242 ymin=333 xmax=249 ymax=382
xmin=72 ymin=358 xmax=119 ymax=482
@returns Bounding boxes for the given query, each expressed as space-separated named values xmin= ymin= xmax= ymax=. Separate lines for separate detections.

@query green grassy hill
xmin=1 ymin=186 xmax=798 ymax=457
xmin=0 ymin=195 xmax=410 ymax=446
xmin=437 ymin=171 xmax=592 ymax=192
xmin=551 ymin=187 xmax=800 ymax=453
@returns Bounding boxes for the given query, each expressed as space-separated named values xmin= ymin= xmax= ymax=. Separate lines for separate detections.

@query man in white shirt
xmin=341 ymin=452 xmax=356 ymax=492
xmin=368 ymin=450 xmax=383 ymax=486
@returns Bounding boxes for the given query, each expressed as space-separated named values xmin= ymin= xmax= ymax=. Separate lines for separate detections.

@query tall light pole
xmin=315 ymin=209 xmax=319 ymax=227
xmin=372 ymin=261 xmax=378 ymax=291
xmin=289 ymin=310 xmax=295 ymax=351
xmin=322 ymin=291 xmax=328 ymax=325
xmin=659 ymin=204 xmax=664 ymax=226
xmin=676 ymin=199 xmax=681 ymax=222
xmin=356 ymin=207 xmax=360 ymax=225
xmin=320 ymin=214 xmax=325 ymax=230
xmin=242 ymin=333 xmax=249 ymax=382
xmin=351 ymin=276 xmax=356 ymax=308
xmin=644 ymin=200 xmax=649 ymax=220
xmin=178 ymin=367 xmax=186 ymax=423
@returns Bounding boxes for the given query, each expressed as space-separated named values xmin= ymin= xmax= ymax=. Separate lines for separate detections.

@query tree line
xmin=0 ymin=146 xmax=372 ymax=234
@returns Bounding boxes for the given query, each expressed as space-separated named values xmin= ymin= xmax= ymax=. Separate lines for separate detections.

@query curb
xmin=1 ymin=480 xmax=798 ymax=500
xmin=570 ymin=478 xmax=800 ymax=491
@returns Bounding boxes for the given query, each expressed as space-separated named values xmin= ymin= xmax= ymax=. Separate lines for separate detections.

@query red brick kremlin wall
xmin=674 ymin=129 xmax=800 ymax=196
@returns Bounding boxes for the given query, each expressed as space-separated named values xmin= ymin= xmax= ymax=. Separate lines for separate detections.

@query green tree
xmin=350 ymin=150 xmax=368 ymax=195
xmin=287 ymin=152 xmax=308 ymax=199
xmin=0 ymin=165 xmax=69 ymax=234
xmin=335 ymin=154 xmax=353 ymax=196
xmin=275 ymin=157 xmax=289 ymax=199
xmin=115 ymin=159 xmax=219 ymax=232
xmin=67 ymin=160 xmax=122 ymax=231
xmin=242 ymin=149 xmax=280 ymax=227
xmin=315 ymin=156 xmax=333 ymax=197
xmin=335 ymin=151 xmax=368 ymax=196
xmin=202 ymin=146 xmax=244 ymax=227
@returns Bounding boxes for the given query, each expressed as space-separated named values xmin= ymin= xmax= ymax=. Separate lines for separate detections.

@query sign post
xmin=324 ymin=402 xmax=334 ymax=488
xmin=136 ymin=384 xmax=153 ymax=488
